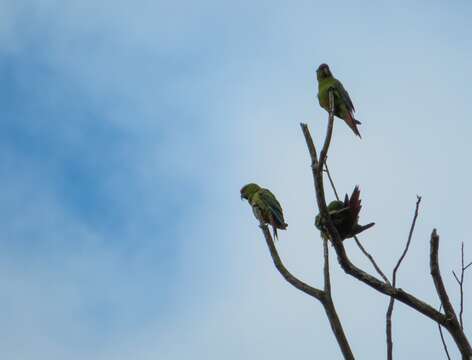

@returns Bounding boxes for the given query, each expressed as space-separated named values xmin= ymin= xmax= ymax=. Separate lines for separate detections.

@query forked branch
xmin=300 ymin=124 xmax=445 ymax=326
xmin=300 ymin=88 xmax=472 ymax=358
xmin=257 ymin=220 xmax=354 ymax=359
xmin=452 ymin=242 xmax=472 ymax=329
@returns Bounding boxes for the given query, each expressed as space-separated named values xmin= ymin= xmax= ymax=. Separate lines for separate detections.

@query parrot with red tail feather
xmin=316 ymin=63 xmax=362 ymax=137
xmin=315 ymin=186 xmax=374 ymax=240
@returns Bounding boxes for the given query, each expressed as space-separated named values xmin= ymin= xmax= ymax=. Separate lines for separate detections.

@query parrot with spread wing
xmin=315 ymin=186 xmax=374 ymax=240
xmin=241 ymin=183 xmax=287 ymax=239
xmin=316 ymin=63 xmax=362 ymax=137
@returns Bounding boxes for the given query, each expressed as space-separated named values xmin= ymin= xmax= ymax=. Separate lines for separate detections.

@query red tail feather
xmin=349 ymin=186 xmax=362 ymax=220
xmin=345 ymin=112 xmax=362 ymax=138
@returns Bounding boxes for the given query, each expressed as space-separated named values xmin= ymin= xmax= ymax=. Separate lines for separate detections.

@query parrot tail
xmin=272 ymin=222 xmax=287 ymax=240
xmin=354 ymin=222 xmax=375 ymax=236
xmin=344 ymin=112 xmax=362 ymax=138
xmin=349 ymin=186 xmax=362 ymax=220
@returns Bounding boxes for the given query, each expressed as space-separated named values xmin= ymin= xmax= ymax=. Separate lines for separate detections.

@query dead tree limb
xmin=259 ymin=223 xmax=323 ymax=300
xmin=430 ymin=230 xmax=472 ymax=358
xmin=299 ymin=122 xmax=445 ymax=325
xmin=386 ymin=196 xmax=422 ymax=360
xmin=300 ymin=88 xmax=472 ymax=357
xmin=324 ymin=237 xmax=331 ymax=294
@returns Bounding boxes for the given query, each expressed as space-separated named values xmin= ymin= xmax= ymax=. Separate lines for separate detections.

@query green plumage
xmin=241 ymin=183 xmax=287 ymax=239
xmin=316 ymin=63 xmax=362 ymax=137
xmin=315 ymin=186 xmax=374 ymax=240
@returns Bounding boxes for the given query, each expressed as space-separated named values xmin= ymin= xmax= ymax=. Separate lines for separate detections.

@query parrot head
xmin=240 ymin=183 xmax=261 ymax=201
xmin=327 ymin=200 xmax=345 ymax=212
xmin=316 ymin=63 xmax=332 ymax=81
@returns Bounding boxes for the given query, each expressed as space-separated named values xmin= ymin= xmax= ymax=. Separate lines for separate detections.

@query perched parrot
xmin=315 ymin=186 xmax=374 ymax=240
xmin=316 ymin=63 xmax=362 ymax=137
xmin=240 ymin=183 xmax=287 ymax=239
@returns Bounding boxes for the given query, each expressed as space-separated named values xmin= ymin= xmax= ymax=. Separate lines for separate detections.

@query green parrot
xmin=315 ymin=186 xmax=374 ymax=240
xmin=316 ymin=63 xmax=362 ymax=137
xmin=240 ymin=183 xmax=287 ymax=239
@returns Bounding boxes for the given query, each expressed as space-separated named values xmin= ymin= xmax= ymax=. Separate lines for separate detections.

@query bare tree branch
xmin=300 ymin=94 xmax=472 ymax=357
xmin=430 ymin=229 xmax=457 ymax=321
xmin=319 ymin=90 xmax=336 ymax=169
xmin=258 ymin=222 xmax=324 ymax=300
xmin=393 ymin=196 xmax=422 ymax=276
xmin=430 ymin=229 xmax=472 ymax=358
xmin=318 ymin=235 xmax=355 ymax=359
xmin=322 ymin=295 xmax=354 ymax=360
xmin=302 ymin=109 xmax=472 ymax=356
xmin=353 ymin=236 xmax=390 ymax=284
xmin=257 ymin=221 xmax=355 ymax=359
xmin=300 ymin=122 xmax=446 ymax=327
xmin=459 ymin=243 xmax=466 ymax=329
xmin=386 ymin=196 xmax=422 ymax=360
xmin=323 ymin=237 xmax=331 ymax=294
xmin=438 ymin=305 xmax=452 ymax=360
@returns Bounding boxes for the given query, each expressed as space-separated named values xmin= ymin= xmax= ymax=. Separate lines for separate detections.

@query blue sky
xmin=1 ymin=0 xmax=472 ymax=358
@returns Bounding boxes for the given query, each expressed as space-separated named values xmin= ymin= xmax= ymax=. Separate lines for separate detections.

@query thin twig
xmin=392 ymin=196 xmax=422 ymax=276
xmin=460 ymin=243 xmax=465 ymax=329
xmin=452 ymin=242 xmax=472 ymax=330
xmin=438 ymin=304 xmax=452 ymax=360
xmin=386 ymin=196 xmax=422 ymax=360
xmin=324 ymin=161 xmax=340 ymax=201
xmin=323 ymin=160 xmax=390 ymax=284
xmin=353 ymin=236 xmax=390 ymax=284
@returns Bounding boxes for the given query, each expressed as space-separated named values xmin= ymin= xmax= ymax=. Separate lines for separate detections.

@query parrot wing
xmin=259 ymin=189 xmax=286 ymax=228
xmin=335 ymin=79 xmax=355 ymax=112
